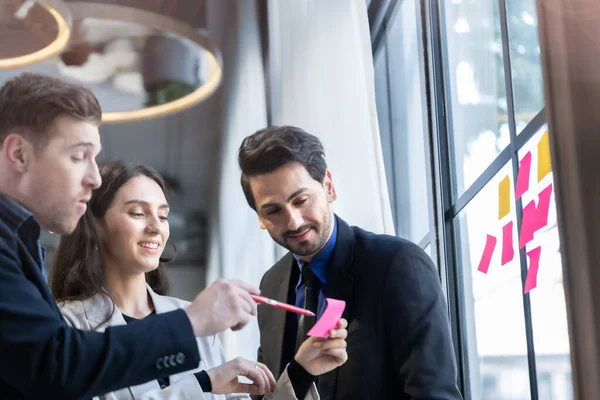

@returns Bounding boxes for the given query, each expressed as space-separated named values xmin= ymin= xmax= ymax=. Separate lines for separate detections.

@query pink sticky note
xmin=524 ymin=246 xmax=542 ymax=294
xmin=520 ymin=201 xmax=537 ymax=248
xmin=515 ymin=152 xmax=532 ymax=199
xmin=307 ymin=298 xmax=346 ymax=338
xmin=501 ymin=221 xmax=514 ymax=265
xmin=519 ymin=183 xmax=553 ymax=248
xmin=534 ymin=183 xmax=553 ymax=230
xmin=477 ymin=234 xmax=497 ymax=274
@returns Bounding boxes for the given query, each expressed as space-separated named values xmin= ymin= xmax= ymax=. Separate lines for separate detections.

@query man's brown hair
xmin=238 ymin=126 xmax=327 ymax=210
xmin=0 ymin=72 xmax=101 ymax=146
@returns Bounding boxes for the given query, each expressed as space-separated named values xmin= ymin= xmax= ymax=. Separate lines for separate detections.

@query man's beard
xmin=277 ymin=212 xmax=333 ymax=256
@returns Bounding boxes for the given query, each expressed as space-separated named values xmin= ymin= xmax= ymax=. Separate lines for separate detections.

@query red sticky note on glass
xmin=477 ymin=234 xmax=497 ymax=274
xmin=515 ymin=152 xmax=532 ymax=199
xmin=519 ymin=183 xmax=553 ymax=248
xmin=524 ymin=246 xmax=542 ymax=294
xmin=307 ymin=298 xmax=346 ymax=338
xmin=501 ymin=221 xmax=514 ymax=265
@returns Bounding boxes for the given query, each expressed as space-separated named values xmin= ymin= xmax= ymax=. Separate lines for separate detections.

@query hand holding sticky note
xmin=308 ymin=298 xmax=346 ymax=338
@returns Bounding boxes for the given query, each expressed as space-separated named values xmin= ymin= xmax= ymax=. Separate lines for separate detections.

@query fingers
xmin=231 ymin=318 xmax=249 ymax=331
xmin=328 ymin=326 xmax=347 ymax=340
xmin=230 ymin=279 xmax=261 ymax=295
xmin=240 ymin=363 xmax=266 ymax=395
xmin=256 ymin=362 xmax=276 ymax=394
xmin=220 ymin=279 xmax=257 ymax=317
xmin=321 ymin=348 xmax=348 ymax=365
xmin=239 ymin=289 xmax=258 ymax=316
xmin=223 ymin=280 xmax=257 ymax=331
xmin=317 ymin=338 xmax=347 ymax=351
xmin=233 ymin=358 xmax=275 ymax=396
xmin=235 ymin=383 xmax=267 ymax=396
xmin=326 ymin=318 xmax=348 ymax=339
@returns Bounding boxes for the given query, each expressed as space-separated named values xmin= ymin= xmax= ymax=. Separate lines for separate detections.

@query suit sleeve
xmin=271 ymin=367 xmax=319 ymax=400
xmin=384 ymin=243 xmax=463 ymax=399
xmin=0 ymin=242 xmax=201 ymax=400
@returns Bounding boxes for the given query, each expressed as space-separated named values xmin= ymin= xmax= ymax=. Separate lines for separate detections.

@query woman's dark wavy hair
xmin=50 ymin=161 xmax=173 ymax=305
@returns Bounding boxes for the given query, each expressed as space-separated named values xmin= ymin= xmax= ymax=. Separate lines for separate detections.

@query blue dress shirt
xmin=293 ymin=218 xmax=338 ymax=322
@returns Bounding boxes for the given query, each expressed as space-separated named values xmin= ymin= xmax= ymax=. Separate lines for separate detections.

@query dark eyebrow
xmin=124 ymin=199 xmax=170 ymax=209
xmin=259 ymin=188 xmax=309 ymax=211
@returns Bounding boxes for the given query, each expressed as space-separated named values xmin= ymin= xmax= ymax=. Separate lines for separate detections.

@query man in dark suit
xmin=238 ymin=126 xmax=464 ymax=399
xmin=0 ymin=73 xmax=265 ymax=400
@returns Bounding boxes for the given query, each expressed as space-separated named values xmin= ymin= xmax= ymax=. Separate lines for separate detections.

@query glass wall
xmin=369 ymin=0 xmax=572 ymax=398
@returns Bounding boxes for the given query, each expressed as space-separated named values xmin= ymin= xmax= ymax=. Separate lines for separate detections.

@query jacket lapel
xmin=82 ymin=291 xmax=126 ymax=329
xmin=325 ymin=216 xmax=355 ymax=324
xmin=319 ymin=215 xmax=356 ymax=399
xmin=262 ymin=252 xmax=295 ymax=377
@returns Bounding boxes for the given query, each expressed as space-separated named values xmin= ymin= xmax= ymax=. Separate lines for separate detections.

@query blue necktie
xmin=296 ymin=264 xmax=317 ymax=351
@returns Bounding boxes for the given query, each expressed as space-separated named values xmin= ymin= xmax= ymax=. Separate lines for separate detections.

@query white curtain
xmin=207 ymin=0 xmax=394 ymax=362
xmin=268 ymin=0 xmax=394 ymax=238
xmin=206 ymin=0 xmax=276 ymax=362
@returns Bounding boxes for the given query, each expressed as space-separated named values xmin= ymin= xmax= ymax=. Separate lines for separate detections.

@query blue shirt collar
xmin=293 ymin=217 xmax=338 ymax=284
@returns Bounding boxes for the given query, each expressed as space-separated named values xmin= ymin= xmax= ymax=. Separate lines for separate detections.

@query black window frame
xmin=369 ymin=0 xmax=550 ymax=398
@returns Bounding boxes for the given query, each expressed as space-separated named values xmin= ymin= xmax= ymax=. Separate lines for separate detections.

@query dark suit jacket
xmin=0 ymin=195 xmax=200 ymax=400
xmin=256 ymin=216 xmax=463 ymax=400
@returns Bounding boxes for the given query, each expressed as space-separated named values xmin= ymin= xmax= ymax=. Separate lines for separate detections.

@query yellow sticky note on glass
xmin=498 ymin=175 xmax=511 ymax=220
xmin=537 ymin=131 xmax=552 ymax=182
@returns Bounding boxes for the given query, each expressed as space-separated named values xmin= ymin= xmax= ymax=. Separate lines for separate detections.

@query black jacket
xmin=0 ymin=195 xmax=200 ymax=399
xmin=256 ymin=216 xmax=463 ymax=400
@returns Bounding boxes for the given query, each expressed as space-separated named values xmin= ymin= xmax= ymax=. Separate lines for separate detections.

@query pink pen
xmin=251 ymin=295 xmax=316 ymax=317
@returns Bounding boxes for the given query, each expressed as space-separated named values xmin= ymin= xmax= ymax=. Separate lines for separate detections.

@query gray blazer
xmin=59 ymin=285 xmax=318 ymax=400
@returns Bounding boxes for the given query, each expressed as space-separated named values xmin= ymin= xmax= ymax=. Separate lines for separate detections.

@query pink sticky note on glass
xmin=501 ymin=221 xmax=514 ymax=265
xmin=524 ymin=246 xmax=542 ymax=294
xmin=477 ymin=234 xmax=497 ymax=274
xmin=307 ymin=298 xmax=346 ymax=338
xmin=534 ymin=183 xmax=553 ymax=229
xmin=519 ymin=183 xmax=553 ymax=248
xmin=520 ymin=201 xmax=537 ymax=248
xmin=515 ymin=152 xmax=532 ymax=199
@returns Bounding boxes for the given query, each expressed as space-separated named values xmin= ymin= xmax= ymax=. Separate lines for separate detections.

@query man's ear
xmin=323 ymin=170 xmax=337 ymax=202
xmin=258 ymin=215 xmax=266 ymax=230
xmin=2 ymin=134 xmax=33 ymax=173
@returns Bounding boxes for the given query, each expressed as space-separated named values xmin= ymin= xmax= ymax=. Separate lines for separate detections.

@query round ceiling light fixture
xmin=64 ymin=1 xmax=223 ymax=124
xmin=0 ymin=0 xmax=72 ymax=69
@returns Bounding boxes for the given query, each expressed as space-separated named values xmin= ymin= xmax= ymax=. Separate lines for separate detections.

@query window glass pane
xmin=456 ymin=162 xmax=531 ymax=400
xmin=442 ymin=0 xmax=511 ymax=198
xmin=384 ymin=1 xmax=431 ymax=242
xmin=507 ymin=0 xmax=545 ymax=129
xmin=518 ymin=125 xmax=573 ymax=399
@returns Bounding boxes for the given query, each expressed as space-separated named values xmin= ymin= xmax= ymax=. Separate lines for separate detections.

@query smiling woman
xmin=50 ymin=161 xmax=172 ymax=307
